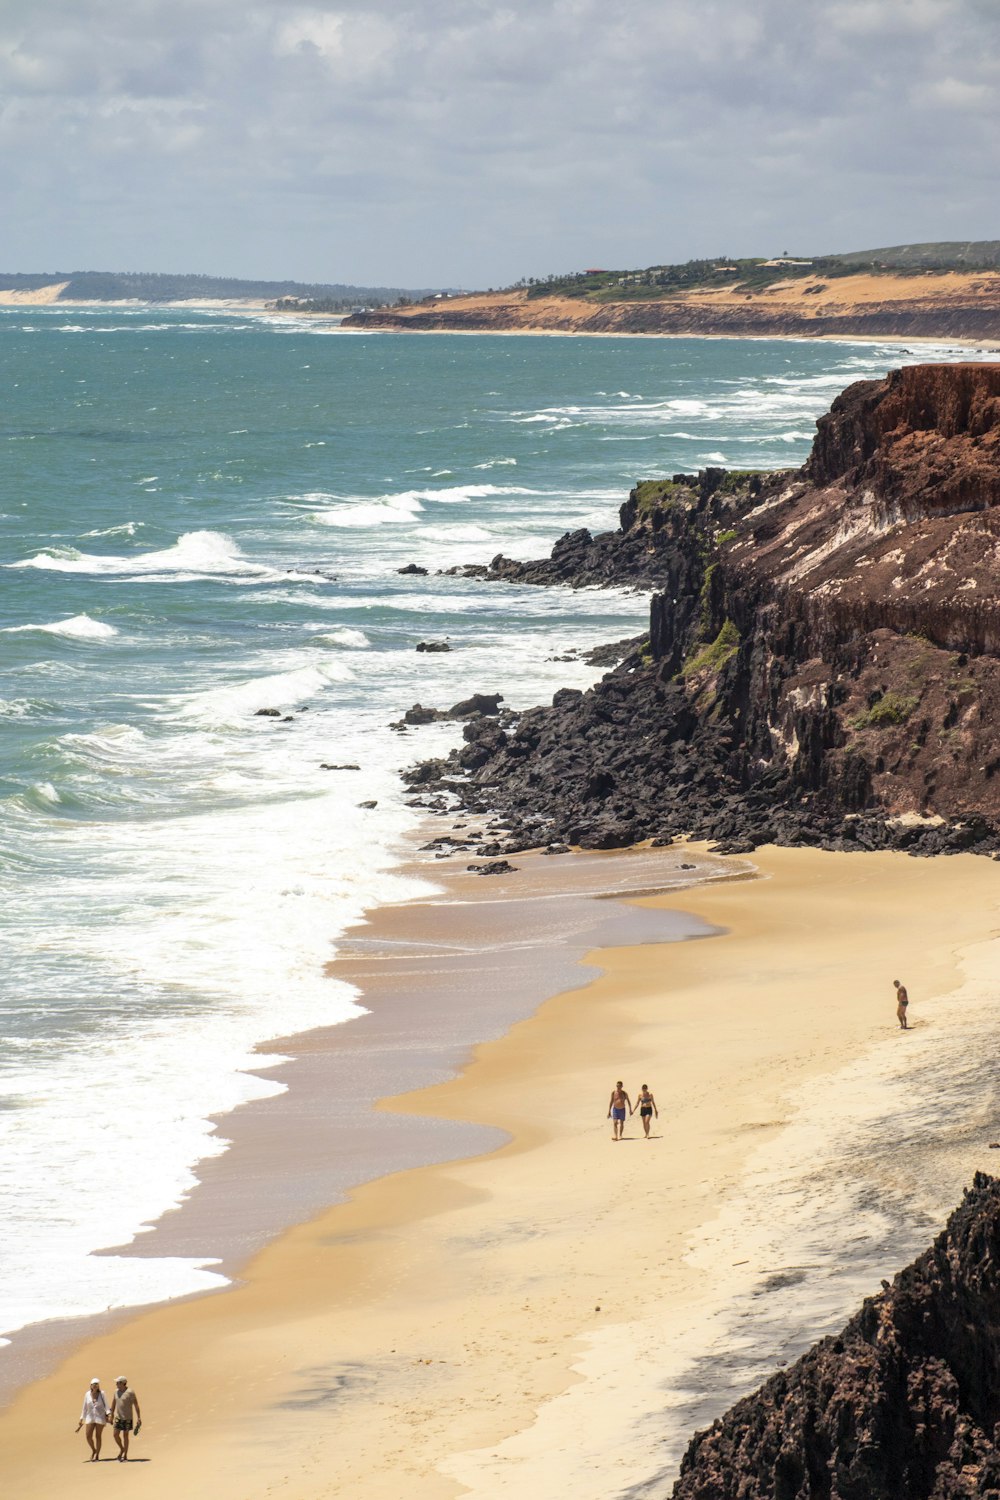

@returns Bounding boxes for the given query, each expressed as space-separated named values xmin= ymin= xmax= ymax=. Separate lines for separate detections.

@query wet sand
xmin=2 ymin=845 xmax=999 ymax=1499
xmin=0 ymin=844 xmax=724 ymax=1403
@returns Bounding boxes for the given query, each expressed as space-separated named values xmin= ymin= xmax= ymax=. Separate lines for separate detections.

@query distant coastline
xmin=341 ymin=272 xmax=1000 ymax=344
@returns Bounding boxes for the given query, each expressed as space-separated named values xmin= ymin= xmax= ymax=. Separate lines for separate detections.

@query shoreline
xmin=328 ymin=319 xmax=1000 ymax=350
xmin=0 ymin=843 xmax=728 ymax=1405
xmin=1 ymin=298 xmax=994 ymax=349
xmin=2 ymin=844 xmax=1000 ymax=1497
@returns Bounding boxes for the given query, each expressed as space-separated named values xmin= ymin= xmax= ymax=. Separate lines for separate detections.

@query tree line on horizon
xmin=0 ymin=270 xmax=444 ymax=303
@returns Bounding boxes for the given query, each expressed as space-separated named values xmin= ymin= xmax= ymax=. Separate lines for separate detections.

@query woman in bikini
xmin=635 ymin=1083 xmax=658 ymax=1139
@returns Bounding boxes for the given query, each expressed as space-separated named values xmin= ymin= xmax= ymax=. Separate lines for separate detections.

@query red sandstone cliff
xmin=411 ymin=363 xmax=1000 ymax=857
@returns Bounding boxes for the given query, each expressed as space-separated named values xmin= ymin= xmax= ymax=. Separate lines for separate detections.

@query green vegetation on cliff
xmin=515 ymin=240 xmax=1000 ymax=305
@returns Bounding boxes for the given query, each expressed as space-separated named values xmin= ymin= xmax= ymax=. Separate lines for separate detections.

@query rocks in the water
xmin=393 ymin=694 xmax=505 ymax=732
xmin=467 ymin=859 xmax=518 ymax=875
xmin=449 ymin=692 xmax=502 ymax=718
xmin=357 ymin=800 xmax=377 ymax=809
xmin=672 ymin=1173 xmax=1000 ymax=1500
xmin=415 ymin=640 xmax=451 ymax=653
xmin=255 ymin=708 xmax=282 ymax=717
xmin=397 ymin=563 xmax=428 ymax=575
xmin=320 ymin=763 xmax=360 ymax=771
xmin=402 ymin=703 xmax=448 ymax=725
xmin=401 ymin=368 xmax=1000 ymax=858
xmin=542 ymin=843 xmax=571 ymax=855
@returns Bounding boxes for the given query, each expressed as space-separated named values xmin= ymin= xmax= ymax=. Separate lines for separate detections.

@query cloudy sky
xmin=1 ymin=0 xmax=998 ymax=288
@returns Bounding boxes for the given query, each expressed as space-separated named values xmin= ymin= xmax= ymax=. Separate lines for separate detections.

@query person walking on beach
xmin=608 ymin=1080 xmax=632 ymax=1140
xmin=635 ymin=1083 xmax=658 ymax=1139
xmin=894 ymin=979 xmax=909 ymax=1030
xmin=75 ymin=1378 xmax=110 ymax=1461
xmin=109 ymin=1376 xmax=141 ymax=1462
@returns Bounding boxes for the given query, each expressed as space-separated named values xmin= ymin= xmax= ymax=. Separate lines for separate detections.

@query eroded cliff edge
xmin=670 ymin=1173 xmax=1000 ymax=1500
xmin=408 ymin=363 xmax=1000 ymax=857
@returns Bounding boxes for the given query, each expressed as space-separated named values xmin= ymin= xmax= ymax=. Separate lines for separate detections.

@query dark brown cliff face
xmin=406 ymin=364 xmax=1000 ymax=857
xmin=671 ymin=1173 xmax=1000 ymax=1500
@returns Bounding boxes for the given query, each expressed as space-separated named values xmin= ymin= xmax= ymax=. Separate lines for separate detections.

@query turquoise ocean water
xmin=0 ymin=308 xmax=984 ymax=1351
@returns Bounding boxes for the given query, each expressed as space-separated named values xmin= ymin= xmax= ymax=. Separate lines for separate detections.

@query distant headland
xmin=341 ymin=241 xmax=1000 ymax=343
xmin=0 ymin=270 xmax=444 ymax=309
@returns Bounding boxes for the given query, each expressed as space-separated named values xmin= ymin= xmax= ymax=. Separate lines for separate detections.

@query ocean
xmin=0 ymin=307 xmax=987 ymax=1355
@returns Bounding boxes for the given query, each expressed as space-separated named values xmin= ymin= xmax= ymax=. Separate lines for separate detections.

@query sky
xmin=1 ymin=0 xmax=999 ymax=289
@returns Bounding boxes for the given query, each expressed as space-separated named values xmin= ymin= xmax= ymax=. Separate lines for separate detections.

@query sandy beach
xmin=3 ymin=843 xmax=1000 ymax=1497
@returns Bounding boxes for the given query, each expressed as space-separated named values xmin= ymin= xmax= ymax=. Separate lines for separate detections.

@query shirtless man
xmin=894 ymin=979 xmax=909 ymax=1030
xmin=608 ymin=1080 xmax=632 ymax=1140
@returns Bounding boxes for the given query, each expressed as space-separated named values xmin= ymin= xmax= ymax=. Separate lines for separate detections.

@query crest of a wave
xmin=2 ymin=613 xmax=119 ymax=640
xmin=172 ymin=660 xmax=355 ymax=725
xmin=309 ymin=483 xmax=539 ymax=528
xmin=80 ymin=522 xmax=142 ymax=539
xmin=9 ymin=530 xmax=270 ymax=578
xmin=312 ymin=628 xmax=370 ymax=648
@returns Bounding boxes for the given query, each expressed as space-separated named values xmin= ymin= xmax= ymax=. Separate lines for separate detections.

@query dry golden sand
xmin=3 ymin=845 xmax=1000 ymax=1497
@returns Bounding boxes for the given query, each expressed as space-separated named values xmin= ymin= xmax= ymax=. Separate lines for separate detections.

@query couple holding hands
xmin=607 ymin=1081 xmax=658 ymax=1140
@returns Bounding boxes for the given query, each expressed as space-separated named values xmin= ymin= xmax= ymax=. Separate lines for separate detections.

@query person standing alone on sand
xmin=608 ymin=1080 xmax=632 ymax=1140
xmin=894 ymin=979 xmax=909 ymax=1030
xmin=635 ymin=1083 xmax=658 ymax=1139
xmin=109 ymin=1376 xmax=141 ymax=1462
xmin=75 ymin=1378 xmax=109 ymax=1461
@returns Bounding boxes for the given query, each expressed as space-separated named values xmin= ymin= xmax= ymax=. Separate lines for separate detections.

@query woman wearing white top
xmin=76 ymin=1379 xmax=110 ymax=1461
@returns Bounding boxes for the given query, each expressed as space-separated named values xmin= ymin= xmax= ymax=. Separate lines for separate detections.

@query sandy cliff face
xmin=671 ymin=1173 xmax=1000 ymax=1500
xmin=407 ymin=364 xmax=1000 ymax=857
xmin=344 ymin=275 xmax=1000 ymax=341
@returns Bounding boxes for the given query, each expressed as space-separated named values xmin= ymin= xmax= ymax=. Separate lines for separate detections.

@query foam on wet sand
xmin=2 ymin=844 xmax=999 ymax=1499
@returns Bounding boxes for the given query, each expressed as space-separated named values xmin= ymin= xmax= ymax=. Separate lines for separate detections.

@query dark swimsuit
xmin=639 ymin=1096 xmax=653 ymax=1117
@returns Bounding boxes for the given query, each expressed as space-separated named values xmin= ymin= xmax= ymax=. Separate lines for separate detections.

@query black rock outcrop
xmin=672 ymin=1173 xmax=1000 ymax=1500
xmin=406 ymin=364 xmax=1000 ymax=857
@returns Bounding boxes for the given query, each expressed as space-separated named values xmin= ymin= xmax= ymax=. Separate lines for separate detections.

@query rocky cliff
xmin=670 ymin=1173 xmax=1000 ymax=1500
xmin=406 ymin=363 xmax=1000 ymax=858
xmin=343 ymin=279 xmax=1000 ymax=341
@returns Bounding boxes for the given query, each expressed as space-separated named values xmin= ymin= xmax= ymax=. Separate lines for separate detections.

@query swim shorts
xmin=612 ymin=1107 xmax=626 ymax=1121
xmin=114 ymin=1420 xmax=133 ymax=1433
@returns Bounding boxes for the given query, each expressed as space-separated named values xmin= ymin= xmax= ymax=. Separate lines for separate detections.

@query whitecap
xmin=172 ymin=660 xmax=355 ymax=725
xmin=32 ymin=782 xmax=61 ymax=804
xmin=312 ymin=627 xmax=370 ymax=649
xmin=81 ymin=522 xmax=142 ymax=538
xmin=8 ymin=530 xmax=275 ymax=580
xmin=3 ymin=613 xmax=119 ymax=640
xmin=312 ymin=495 xmax=425 ymax=529
xmin=307 ymin=482 xmax=539 ymax=529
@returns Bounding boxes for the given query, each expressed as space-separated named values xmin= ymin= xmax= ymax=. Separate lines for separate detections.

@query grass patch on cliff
xmin=851 ymin=691 xmax=919 ymax=729
xmin=710 ymin=471 xmax=760 ymax=498
xmin=683 ymin=619 xmax=739 ymax=677
xmin=631 ymin=478 xmax=693 ymax=516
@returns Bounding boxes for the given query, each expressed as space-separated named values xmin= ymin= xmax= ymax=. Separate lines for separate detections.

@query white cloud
xmin=0 ymin=0 xmax=998 ymax=284
xmin=920 ymin=75 xmax=994 ymax=110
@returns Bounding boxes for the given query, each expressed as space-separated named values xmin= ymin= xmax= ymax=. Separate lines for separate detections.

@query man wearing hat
xmin=109 ymin=1376 xmax=142 ymax=1462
